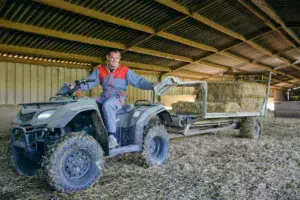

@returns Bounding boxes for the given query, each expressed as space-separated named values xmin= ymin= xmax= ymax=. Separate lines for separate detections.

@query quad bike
xmin=8 ymin=79 xmax=172 ymax=193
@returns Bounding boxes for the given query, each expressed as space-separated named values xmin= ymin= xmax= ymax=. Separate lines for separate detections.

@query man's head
xmin=106 ymin=50 xmax=121 ymax=68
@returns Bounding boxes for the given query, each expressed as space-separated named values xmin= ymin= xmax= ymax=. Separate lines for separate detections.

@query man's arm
xmin=77 ymin=69 xmax=100 ymax=91
xmin=126 ymin=69 xmax=153 ymax=90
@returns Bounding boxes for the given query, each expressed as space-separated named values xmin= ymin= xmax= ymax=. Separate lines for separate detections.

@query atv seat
xmin=116 ymin=104 xmax=135 ymax=115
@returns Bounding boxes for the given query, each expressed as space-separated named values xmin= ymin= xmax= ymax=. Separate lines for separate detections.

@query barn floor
xmin=1 ymin=114 xmax=300 ymax=200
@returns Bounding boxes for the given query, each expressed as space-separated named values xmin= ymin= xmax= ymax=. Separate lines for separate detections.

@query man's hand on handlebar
xmin=69 ymin=79 xmax=96 ymax=90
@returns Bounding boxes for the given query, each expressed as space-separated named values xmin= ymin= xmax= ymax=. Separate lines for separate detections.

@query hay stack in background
xmin=194 ymin=81 xmax=266 ymax=112
xmin=290 ymin=96 xmax=300 ymax=101
xmin=172 ymin=101 xmax=242 ymax=114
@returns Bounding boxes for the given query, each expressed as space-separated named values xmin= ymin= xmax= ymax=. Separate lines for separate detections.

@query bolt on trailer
xmin=154 ymin=72 xmax=272 ymax=139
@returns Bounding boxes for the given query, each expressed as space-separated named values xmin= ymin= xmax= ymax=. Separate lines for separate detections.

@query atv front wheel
xmin=142 ymin=126 xmax=169 ymax=166
xmin=8 ymin=142 xmax=40 ymax=176
xmin=42 ymin=132 xmax=104 ymax=193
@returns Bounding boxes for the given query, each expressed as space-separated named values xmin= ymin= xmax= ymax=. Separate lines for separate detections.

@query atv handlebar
xmin=74 ymin=79 xmax=96 ymax=86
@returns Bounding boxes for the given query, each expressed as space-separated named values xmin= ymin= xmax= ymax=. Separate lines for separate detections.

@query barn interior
xmin=0 ymin=0 xmax=300 ymax=199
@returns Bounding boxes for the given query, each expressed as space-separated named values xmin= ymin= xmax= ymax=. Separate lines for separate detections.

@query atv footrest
xmin=109 ymin=145 xmax=141 ymax=157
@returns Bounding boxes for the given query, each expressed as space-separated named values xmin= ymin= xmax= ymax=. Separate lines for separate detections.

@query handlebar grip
xmin=86 ymin=79 xmax=95 ymax=82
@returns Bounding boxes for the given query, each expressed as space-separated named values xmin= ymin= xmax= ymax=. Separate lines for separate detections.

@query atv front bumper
xmin=10 ymin=124 xmax=48 ymax=153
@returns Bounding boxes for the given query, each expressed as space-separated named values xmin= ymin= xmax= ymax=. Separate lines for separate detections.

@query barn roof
xmin=0 ymin=0 xmax=299 ymax=89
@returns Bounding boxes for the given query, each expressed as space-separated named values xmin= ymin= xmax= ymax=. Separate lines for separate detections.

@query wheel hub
xmin=150 ymin=137 xmax=162 ymax=157
xmin=64 ymin=150 xmax=91 ymax=180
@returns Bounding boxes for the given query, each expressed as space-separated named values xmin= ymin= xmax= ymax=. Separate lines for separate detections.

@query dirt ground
xmin=1 ymin=113 xmax=300 ymax=200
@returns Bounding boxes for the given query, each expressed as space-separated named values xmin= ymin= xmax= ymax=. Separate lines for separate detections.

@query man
xmin=71 ymin=50 xmax=154 ymax=148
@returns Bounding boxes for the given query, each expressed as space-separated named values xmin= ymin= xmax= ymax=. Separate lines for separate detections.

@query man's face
xmin=107 ymin=52 xmax=121 ymax=68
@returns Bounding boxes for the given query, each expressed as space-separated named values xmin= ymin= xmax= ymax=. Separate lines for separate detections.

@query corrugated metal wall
xmin=0 ymin=61 xmax=161 ymax=104
xmin=0 ymin=61 xmax=89 ymax=104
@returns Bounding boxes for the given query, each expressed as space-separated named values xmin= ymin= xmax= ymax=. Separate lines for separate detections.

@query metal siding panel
xmin=58 ymin=67 xmax=65 ymax=90
xmin=71 ymin=68 xmax=77 ymax=82
xmin=7 ymin=62 xmax=16 ymax=104
xmin=0 ymin=62 xmax=7 ymax=104
xmin=38 ymin=65 xmax=45 ymax=102
xmin=30 ymin=64 xmax=38 ymax=102
xmin=23 ymin=64 xmax=31 ymax=103
xmin=45 ymin=66 xmax=52 ymax=101
xmin=15 ymin=63 xmax=23 ymax=104
xmin=51 ymin=67 xmax=59 ymax=98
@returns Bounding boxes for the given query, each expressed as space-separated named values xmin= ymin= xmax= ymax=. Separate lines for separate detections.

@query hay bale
xmin=171 ymin=101 xmax=242 ymax=114
xmin=195 ymin=81 xmax=267 ymax=112
xmin=290 ymin=96 xmax=300 ymax=101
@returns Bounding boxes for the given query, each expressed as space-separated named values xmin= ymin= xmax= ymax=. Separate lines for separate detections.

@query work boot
xmin=108 ymin=134 xmax=118 ymax=149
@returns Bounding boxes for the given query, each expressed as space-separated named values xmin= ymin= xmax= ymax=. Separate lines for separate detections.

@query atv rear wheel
xmin=42 ymin=132 xmax=104 ymax=193
xmin=239 ymin=117 xmax=261 ymax=139
xmin=8 ymin=142 xmax=40 ymax=176
xmin=142 ymin=126 xmax=169 ymax=166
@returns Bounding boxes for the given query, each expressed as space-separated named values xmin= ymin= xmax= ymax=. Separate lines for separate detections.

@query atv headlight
xmin=37 ymin=110 xmax=55 ymax=120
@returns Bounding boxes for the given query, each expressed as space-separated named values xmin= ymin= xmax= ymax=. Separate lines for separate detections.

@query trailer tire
xmin=142 ymin=126 xmax=169 ymax=166
xmin=42 ymin=132 xmax=104 ymax=193
xmin=239 ymin=117 xmax=261 ymax=139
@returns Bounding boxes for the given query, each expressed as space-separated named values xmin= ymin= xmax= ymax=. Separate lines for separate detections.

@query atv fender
xmin=47 ymin=104 xmax=100 ymax=128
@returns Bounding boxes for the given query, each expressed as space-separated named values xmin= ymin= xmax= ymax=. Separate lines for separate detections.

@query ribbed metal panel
xmin=228 ymin=43 xmax=267 ymax=60
xmin=0 ymin=61 xmax=89 ymax=104
xmin=122 ymin=51 xmax=188 ymax=68
xmin=174 ymin=0 xmax=211 ymax=11
xmin=204 ymin=54 xmax=244 ymax=67
xmin=268 ymin=0 xmax=300 ymax=22
xmin=282 ymin=49 xmax=300 ymax=61
xmin=252 ymin=31 xmax=291 ymax=53
xmin=166 ymin=18 xmax=237 ymax=49
xmin=259 ymin=57 xmax=286 ymax=68
xmin=126 ymin=74 xmax=158 ymax=104
xmin=280 ymin=66 xmax=296 ymax=73
xmin=72 ymin=0 xmax=185 ymax=28
xmin=0 ymin=28 xmax=109 ymax=58
xmin=137 ymin=36 xmax=209 ymax=58
xmin=0 ymin=0 xmax=149 ymax=45
xmin=198 ymin=0 xmax=269 ymax=37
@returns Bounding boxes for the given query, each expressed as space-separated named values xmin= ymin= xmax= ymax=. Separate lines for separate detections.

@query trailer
xmin=154 ymin=72 xmax=272 ymax=139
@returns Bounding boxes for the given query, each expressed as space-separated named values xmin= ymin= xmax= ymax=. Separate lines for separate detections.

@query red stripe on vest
xmin=114 ymin=65 xmax=129 ymax=79
xmin=97 ymin=65 xmax=109 ymax=83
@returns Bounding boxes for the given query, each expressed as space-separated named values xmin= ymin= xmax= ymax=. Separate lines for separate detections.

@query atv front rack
xmin=10 ymin=125 xmax=50 ymax=153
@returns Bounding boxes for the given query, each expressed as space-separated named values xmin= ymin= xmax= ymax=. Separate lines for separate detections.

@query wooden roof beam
xmin=33 ymin=0 xmax=155 ymax=34
xmin=239 ymin=0 xmax=300 ymax=69
xmin=153 ymin=0 xmax=299 ymax=81
xmin=30 ymin=0 xmax=299 ymax=81
xmin=0 ymin=20 xmax=229 ymax=72
xmin=251 ymin=0 xmax=300 ymax=44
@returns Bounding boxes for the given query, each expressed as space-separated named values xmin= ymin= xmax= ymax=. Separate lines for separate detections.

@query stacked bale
xmin=172 ymin=101 xmax=242 ymax=114
xmin=290 ymin=96 xmax=300 ymax=101
xmin=194 ymin=81 xmax=266 ymax=112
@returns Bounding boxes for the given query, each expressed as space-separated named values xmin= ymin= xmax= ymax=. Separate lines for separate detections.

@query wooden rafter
xmin=153 ymin=0 xmax=299 ymax=82
xmin=11 ymin=0 xmax=299 ymax=83
xmin=0 ymin=19 xmax=228 ymax=72
xmin=251 ymin=0 xmax=300 ymax=44
xmin=239 ymin=0 xmax=300 ymax=71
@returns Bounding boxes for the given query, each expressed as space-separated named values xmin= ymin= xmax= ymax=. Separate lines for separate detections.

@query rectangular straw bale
xmin=171 ymin=101 xmax=242 ymax=114
xmin=194 ymin=81 xmax=267 ymax=112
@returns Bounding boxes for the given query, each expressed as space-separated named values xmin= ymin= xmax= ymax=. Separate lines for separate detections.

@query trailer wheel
xmin=239 ymin=117 xmax=261 ymax=139
xmin=142 ymin=126 xmax=169 ymax=166
xmin=42 ymin=132 xmax=104 ymax=193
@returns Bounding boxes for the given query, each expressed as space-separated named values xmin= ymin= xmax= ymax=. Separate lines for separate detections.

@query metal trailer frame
xmin=155 ymin=72 xmax=272 ymax=137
